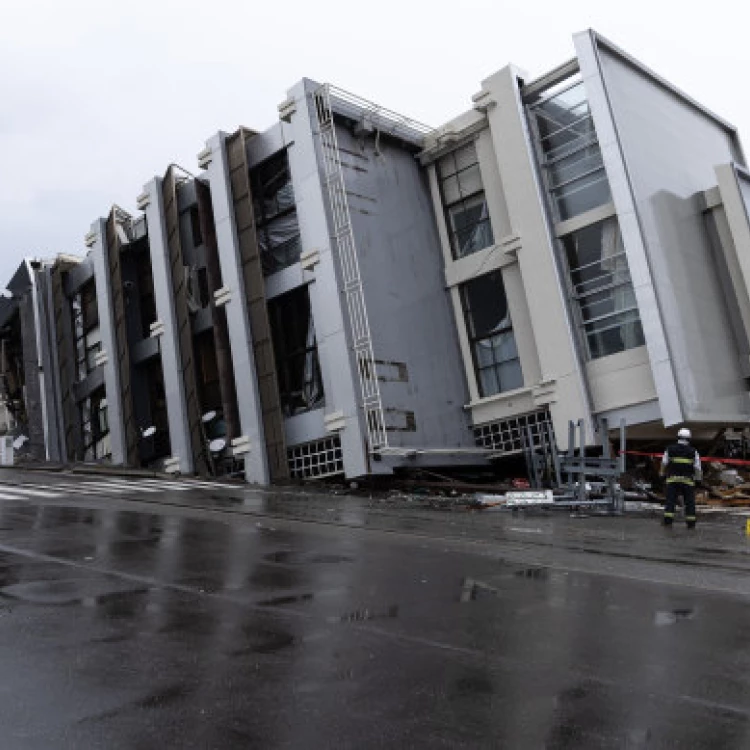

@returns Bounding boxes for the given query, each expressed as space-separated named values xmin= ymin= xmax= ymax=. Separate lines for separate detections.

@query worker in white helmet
xmin=660 ymin=427 xmax=702 ymax=529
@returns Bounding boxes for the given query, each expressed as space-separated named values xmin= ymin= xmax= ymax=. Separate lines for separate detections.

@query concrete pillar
xmin=87 ymin=218 xmax=127 ymax=465
xmin=140 ymin=177 xmax=195 ymax=475
xmin=200 ymin=133 xmax=269 ymax=485
xmin=283 ymin=78 xmax=369 ymax=478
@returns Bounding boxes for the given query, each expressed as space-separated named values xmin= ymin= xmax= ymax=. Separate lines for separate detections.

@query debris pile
xmin=622 ymin=455 xmax=750 ymax=508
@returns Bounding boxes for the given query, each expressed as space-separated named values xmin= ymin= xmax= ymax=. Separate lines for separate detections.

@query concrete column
xmin=141 ymin=177 xmax=194 ymax=475
xmin=201 ymin=132 xmax=269 ymax=485
xmin=479 ymin=66 xmax=594 ymax=445
xmin=88 ymin=218 xmax=127 ymax=465
xmin=283 ymin=78 xmax=369 ymax=478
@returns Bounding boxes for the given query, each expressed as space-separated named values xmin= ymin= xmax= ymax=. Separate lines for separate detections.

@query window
xmin=189 ymin=205 xmax=203 ymax=247
xmin=251 ymin=150 xmax=302 ymax=275
xmin=561 ymin=217 xmax=644 ymax=359
xmin=268 ymin=286 xmax=325 ymax=417
xmin=438 ymin=142 xmax=494 ymax=259
xmin=461 ymin=271 xmax=523 ymax=397
xmin=80 ymin=387 xmax=110 ymax=461
xmin=72 ymin=280 xmax=101 ymax=381
xmin=134 ymin=249 xmax=157 ymax=339
xmin=530 ymin=80 xmax=611 ymax=221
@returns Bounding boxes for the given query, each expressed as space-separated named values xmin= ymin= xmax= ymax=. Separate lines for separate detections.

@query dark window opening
xmin=141 ymin=357 xmax=171 ymax=461
xmin=268 ymin=285 xmax=324 ymax=417
xmin=437 ymin=142 xmax=494 ymax=259
xmin=196 ymin=268 xmax=210 ymax=308
xmin=134 ymin=249 xmax=157 ymax=339
xmin=251 ymin=150 xmax=302 ymax=275
xmin=461 ymin=271 xmax=523 ymax=397
xmin=189 ymin=205 xmax=203 ymax=247
xmin=194 ymin=331 xmax=222 ymax=415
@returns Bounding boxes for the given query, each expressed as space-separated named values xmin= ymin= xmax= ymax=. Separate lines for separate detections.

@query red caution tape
xmin=620 ymin=450 xmax=750 ymax=467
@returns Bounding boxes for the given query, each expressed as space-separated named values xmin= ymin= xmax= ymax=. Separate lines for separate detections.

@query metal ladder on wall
xmin=312 ymin=84 xmax=388 ymax=452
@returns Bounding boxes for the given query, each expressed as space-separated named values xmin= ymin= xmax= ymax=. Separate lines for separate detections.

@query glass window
xmin=80 ymin=387 xmax=111 ymax=461
xmin=530 ymin=80 xmax=611 ymax=221
xmin=72 ymin=280 xmax=101 ymax=381
xmin=438 ymin=142 xmax=494 ymax=259
xmin=268 ymin=285 xmax=325 ymax=417
xmin=251 ymin=150 xmax=302 ymax=275
xmin=561 ymin=218 xmax=645 ymax=359
xmin=461 ymin=271 xmax=523 ymax=397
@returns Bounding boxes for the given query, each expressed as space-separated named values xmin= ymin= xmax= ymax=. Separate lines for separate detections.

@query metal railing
xmin=325 ymin=85 xmax=433 ymax=143
xmin=312 ymin=84 xmax=389 ymax=451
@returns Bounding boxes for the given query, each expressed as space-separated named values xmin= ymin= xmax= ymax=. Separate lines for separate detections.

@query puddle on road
xmin=135 ymin=683 xmax=191 ymax=709
xmin=232 ymin=625 xmax=296 ymax=656
xmin=654 ymin=608 xmax=696 ymax=626
xmin=453 ymin=674 xmax=495 ymax=697
xmin=263 ymin=551 xmax=353 ymax=565
xmin=328 ymin=604 xmax=399 ymax=624
xmin=258 ymin=593 xmax=314 ymax=607
xmin=0 ymin=578 xmax=148 ymax=606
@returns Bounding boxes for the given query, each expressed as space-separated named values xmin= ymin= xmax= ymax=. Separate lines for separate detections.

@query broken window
xmin=80 ymin=387 xmax=110 ymax=460
xmin=461 ymin=271 xmax=523 ymax=397
xmin=561 ymin=217 xmax=644 ymax=359
xmin=529 ymin=79 xmax=611 ymax=221
xmin=251 ymin=150 xmax=302 ymax=275
xmin=72 ymin=280 xmax=101 ymax=381
xmin=438 ymin=142 xmax=494 ymax=259
xmin=134 ymin=248 xmax=157 ymax=339
xmin=268 ymin=285 xmax=324 ymax=417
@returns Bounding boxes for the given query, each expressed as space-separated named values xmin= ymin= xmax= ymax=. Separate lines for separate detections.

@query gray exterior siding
xmin=334 ymin=123 xmax=472 ymax=449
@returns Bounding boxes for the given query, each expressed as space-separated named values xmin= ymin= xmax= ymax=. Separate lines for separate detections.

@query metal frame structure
xmin=520 ymin=417 xmax=626 ymax=513
xmin=312 ymin=84 xmax=389 ymax=452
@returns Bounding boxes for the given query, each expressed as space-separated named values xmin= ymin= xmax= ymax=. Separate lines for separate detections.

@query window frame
xmin=559 ymin=217 xmax=645 ymax=360
xmin=267 ymin=285 xmax=325 ymax=418
xmin=437 ymin=141 xmax=495 ymax=260
xmin=250 ymin=149 xmax=303 ymax=276
xmin=72 ymin=280 xmax=101 ymax=382
xmin=528 ymin=78 xmax=612 ymax=223
xmin=460 ymin=270 xmax=523 ymax=398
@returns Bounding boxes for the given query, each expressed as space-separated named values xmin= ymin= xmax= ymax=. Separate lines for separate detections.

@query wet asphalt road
xmin=0 ymin=470 xmax=749 ymax=748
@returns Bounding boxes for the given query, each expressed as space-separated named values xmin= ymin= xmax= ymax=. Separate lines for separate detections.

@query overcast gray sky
xmin=1 ymin=0 xmax=747 ymax=284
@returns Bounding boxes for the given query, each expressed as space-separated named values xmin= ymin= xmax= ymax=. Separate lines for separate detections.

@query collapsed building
xmin=3 ymin=30 xmax=750 ymax=483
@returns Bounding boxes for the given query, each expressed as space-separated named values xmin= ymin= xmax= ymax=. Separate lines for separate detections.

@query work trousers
xmin=664 ymin=481 xmax=696 ymax=523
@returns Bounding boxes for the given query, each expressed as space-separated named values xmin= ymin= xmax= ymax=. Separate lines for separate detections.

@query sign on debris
xmin=505 ymin=490 xmax=554 ymax=506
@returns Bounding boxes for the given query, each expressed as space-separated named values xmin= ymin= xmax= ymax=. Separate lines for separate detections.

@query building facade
xmin=421 ymin=29 xmax=750 ymax=455
xmin=4 ymin=30 xmax=750 ymax=483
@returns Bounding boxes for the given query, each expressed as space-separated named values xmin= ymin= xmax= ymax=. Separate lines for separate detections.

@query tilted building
xmin=4 ymin=30 xmax=750 ymax=483
xmin=421 ymin=29 xmax=750 ymax=454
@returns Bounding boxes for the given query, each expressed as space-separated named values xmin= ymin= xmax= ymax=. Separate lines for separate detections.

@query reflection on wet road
xmin=0 ymin=475 xmax=748 ymax=747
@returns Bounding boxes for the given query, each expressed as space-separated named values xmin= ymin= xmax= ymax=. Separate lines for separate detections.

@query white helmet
xmin=678 ymin=428 xmax=692 ymax=440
